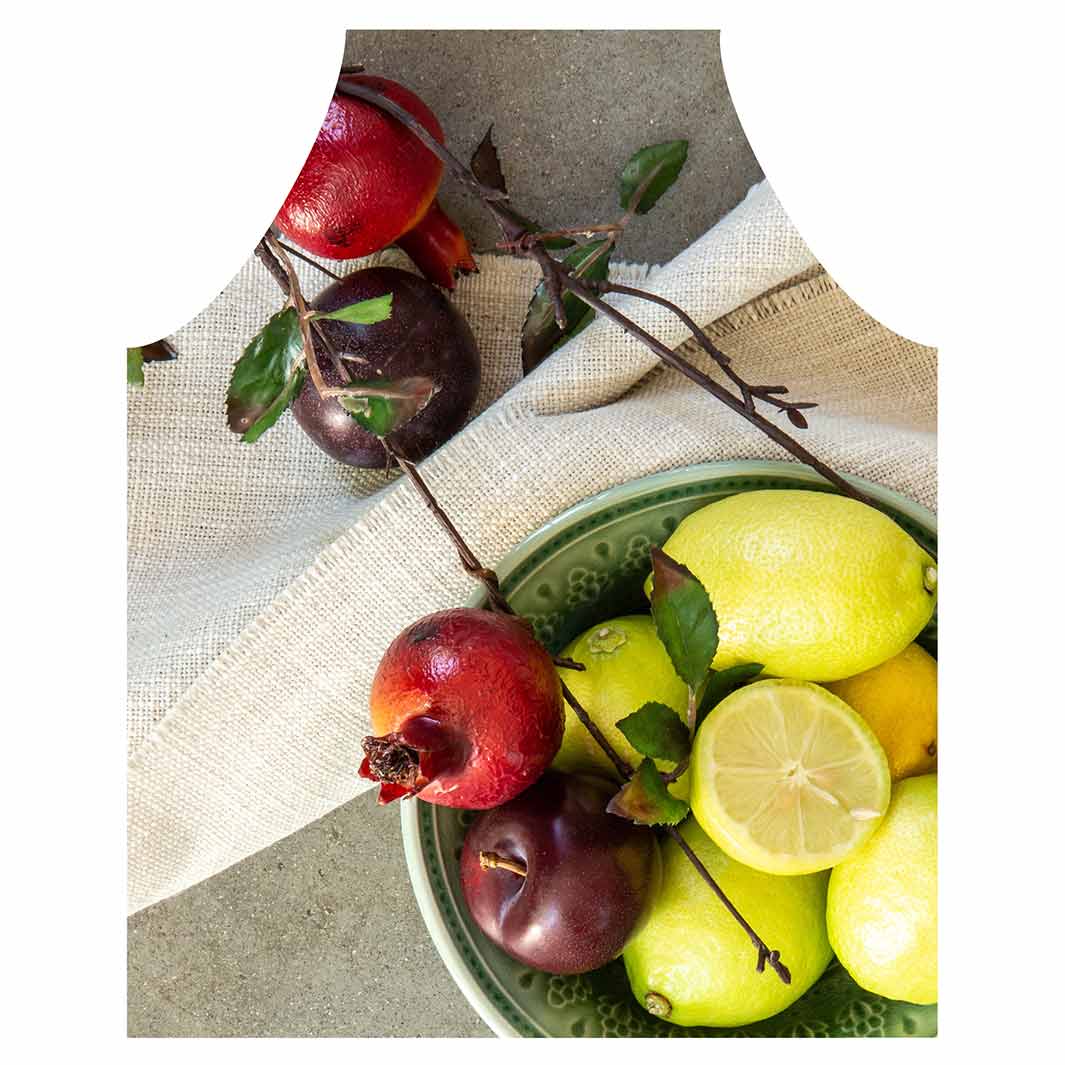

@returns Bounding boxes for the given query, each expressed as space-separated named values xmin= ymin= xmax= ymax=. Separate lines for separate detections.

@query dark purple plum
xmin=293 ymin=267 xmax=480 ymax=467
xmin=459 ymin=771 xmax=661 ymax=975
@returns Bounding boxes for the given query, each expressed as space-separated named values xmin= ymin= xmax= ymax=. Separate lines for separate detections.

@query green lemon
xmin=623 ymin=818 xmax=833 ymax=1027
xmin=827 ymin=774 xmax=937 ymax=1004
xmin=552 ymin=616 xmax=690 ymax=797
xmin=645 ymin=489 xmax=937 ymax=681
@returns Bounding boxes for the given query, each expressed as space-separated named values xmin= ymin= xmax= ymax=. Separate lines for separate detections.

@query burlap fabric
xmin=127 ymin=182 xmax=936 ymax=913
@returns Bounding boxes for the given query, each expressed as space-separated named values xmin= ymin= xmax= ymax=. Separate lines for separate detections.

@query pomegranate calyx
xmin=362 ymin=733 xmax=421 ymax=789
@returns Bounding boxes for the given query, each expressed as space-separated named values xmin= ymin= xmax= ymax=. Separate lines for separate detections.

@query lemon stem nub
xmin=923 ymin=565 xmax=938 ymax=593
xmin=644 ymin=991 xmax=672 ymax=1018
xmin=588 ymin=626 xmax=628 ymax=654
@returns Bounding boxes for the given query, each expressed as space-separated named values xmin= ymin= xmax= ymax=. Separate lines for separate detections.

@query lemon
xmin=646 ymin=489 xmax=937 ymax=681
xmin=552 ymin=616 xmax=690 ymax=796
xmin=826 ymin=643 xmax=937 ymax=782
xmin=623 ymin=818 xmax=833 ymax=1027
xmin=690 ymin=678 xmax=891 ymax=875
xmin=827 ymin=774 xmax=937 ymax=1004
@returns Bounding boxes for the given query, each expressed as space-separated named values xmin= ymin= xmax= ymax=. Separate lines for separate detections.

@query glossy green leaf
xmin=242 ymin=365 xmax=306 ymax=444
xmin=335 ymin=376 xmax=438 ymax=436
xmin=694 ymin=663 xmax=765 ymax=730
xmin=226 ymin=307 xmax=305 ymax=441
xmin=521 ymin=239 xmax=612 ymax=374
xmin=127 ymin=347 xmax=144 ymax=387
xmin=314 ymin=293 xmax=393 ymax=325
xmin=128 ymin=339 xmax=177 ymax=390
xmin=616 ymin=701 xmax=690 ymax=764
xmin=650 ymin=546 xmax=718 ymax=689
xmin=618 ymin=140 xmax=689 ymax=214
xmin=606 ymin=758 xmax=690 ymax=826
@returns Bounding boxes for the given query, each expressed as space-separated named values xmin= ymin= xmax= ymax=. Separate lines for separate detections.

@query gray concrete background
xmin=128 ymin=29 xmax=763 ymax=1038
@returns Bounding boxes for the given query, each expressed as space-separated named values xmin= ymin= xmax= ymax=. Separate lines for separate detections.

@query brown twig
xmin=310 ymin=320 xmax=353 ymax=382
xmin=259 ymin=234 xmax=332 ymax=399
xmin=254 ymin=239 xmax=290 ymax=294
xmin=381 ymin=437 xmax=512 ymax=615
xmin=666 ymin=825 xmax=791 ymax=984
xmin=270 ymin=237 xmax=344 ymax=282
xmin=554 ymin=273 xmax=870 ymax=504
xmin=558 ymin=676 xmax=634 ymax=781
xmin=335 ymin=78 xmax=865 ymax=504
xmin=495 ymin=222 xmax=624 ymax=251
xmin=381 ymin=438 xmax=584 ymax=676
xmin=592 ymin=281 xmax=818 ymax=424
xmin=333 ymin=78 xmax=509 ymax=204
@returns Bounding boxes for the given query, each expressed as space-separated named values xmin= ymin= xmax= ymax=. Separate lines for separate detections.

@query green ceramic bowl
xmin=400 ymin=460 xmax=938 ymax=1038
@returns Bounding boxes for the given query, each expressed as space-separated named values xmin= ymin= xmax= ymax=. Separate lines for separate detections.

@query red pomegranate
xmin=275 ymin=74 xmax=475 ymax=289
xmin=361 ymin=609 xmax=563 ymax=809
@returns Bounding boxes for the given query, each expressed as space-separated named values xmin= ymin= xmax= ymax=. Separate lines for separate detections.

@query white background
xmin=4 ymin=1 xmax=1062 ymax=1057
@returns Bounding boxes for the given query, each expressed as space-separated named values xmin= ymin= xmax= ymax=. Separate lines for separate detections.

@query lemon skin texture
xmin=623 ymin=818 xmax=833 ymax=1027
xmin=552 ymin=616 xmax=690 ymax=798
xmin=826 ymin=643 xmax=937 ymax=782
xmin=827 ymin=774 xmax=937 ymax=1004
xmin=646 ymin=490 xmax=937 ymax=682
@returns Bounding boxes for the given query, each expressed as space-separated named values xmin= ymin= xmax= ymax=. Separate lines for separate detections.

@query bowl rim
xmin=400 ymin=459 xmax=937 ymax=1038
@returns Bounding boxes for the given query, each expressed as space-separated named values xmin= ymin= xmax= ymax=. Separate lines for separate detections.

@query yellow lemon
xmin=825 ymin=642 xmax=937 ymax=782
xmin=646 ymin=489 xmax=937 ymax=681
xmin=552 ymin=616 xmax=690 ymax=797
xmin=827 ymin=774 xmax=937 ymax=1004
xmin=623 ymin=818 xmax=833 ymax=1027
xmin=690 ymin=678 xmax=891 ymax=875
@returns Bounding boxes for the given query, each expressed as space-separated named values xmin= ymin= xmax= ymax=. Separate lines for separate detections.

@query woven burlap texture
xmin=127 ymin=182 xmax=936 ymax=913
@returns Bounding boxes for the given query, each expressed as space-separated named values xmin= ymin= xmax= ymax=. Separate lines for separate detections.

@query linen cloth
xmin=127 ymin=182 xmax=936 ymax=913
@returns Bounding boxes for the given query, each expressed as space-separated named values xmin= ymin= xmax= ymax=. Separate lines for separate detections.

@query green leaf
xmin=618 ymin=140 xmax=689 ymax=214
xmin=521 ymin=239 xmax=612 ymax=374
xmin=241 ymin=365 xmax=306 ymax=444
xmin=650 ymin=546 xmax=719 ymax=689
xmin=616 ymin=701 xmax=690 ymax=764
xmin=127 ymin=347 xmax=144 ymax=387
xmin=226 ymin=307 xmax=305 ymax=441
xmin=694 ymin=663 xmax=765 ymax=730
xmin=128 ymin=339 xmax=177 ymax=390
xmin=313 ymin=293 xmax=393 ymax=325
xmin=335 ymin=376 xmax=438 ymax=436
xmin=606 ymin=758 xmax=690 ymax=826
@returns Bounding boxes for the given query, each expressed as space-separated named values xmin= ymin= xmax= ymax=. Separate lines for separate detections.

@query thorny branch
xmin=591 ymin=281 xmax=819 ymax=426
xmin=332 ymin=76 xmax=870 ymax=506
xmin=667 ymin=825 xmax=791 ymax=984
xmin=378 ymin=438 xmax=583 ymax=676
xmin=271 ymin=236 xmax=344 ymax=282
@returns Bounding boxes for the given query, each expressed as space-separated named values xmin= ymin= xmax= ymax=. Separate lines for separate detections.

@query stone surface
xmin=344 ymin=29 xmax=763 ymax=265
xmin=128 ymin=794 xmax=489 ymax=1037
xmin=128 ymin=28 xmax=762 ymax=1038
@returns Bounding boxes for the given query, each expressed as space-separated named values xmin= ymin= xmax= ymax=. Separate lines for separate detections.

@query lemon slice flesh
xmin=690 ymin=679 xmax=891 ymax=875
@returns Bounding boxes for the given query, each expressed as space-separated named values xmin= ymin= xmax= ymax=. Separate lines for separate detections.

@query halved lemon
xmin=690 ymin=679 xmax=891 ymax=875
